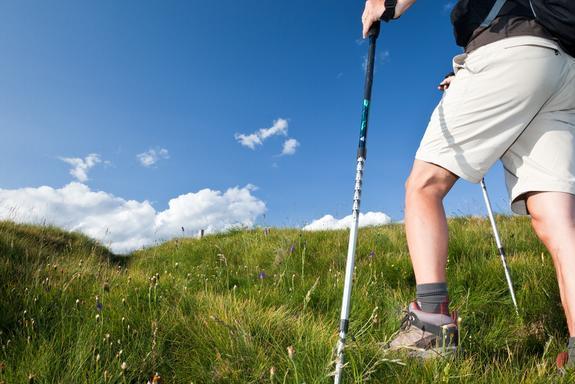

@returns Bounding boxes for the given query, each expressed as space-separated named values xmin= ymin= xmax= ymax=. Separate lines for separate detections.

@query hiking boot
xmin=385 ymin=301 xmax=458 ymax=358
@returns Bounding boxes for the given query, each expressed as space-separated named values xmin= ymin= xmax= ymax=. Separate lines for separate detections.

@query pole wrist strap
xmin=380 ymin=0 xmax=398 ymax=22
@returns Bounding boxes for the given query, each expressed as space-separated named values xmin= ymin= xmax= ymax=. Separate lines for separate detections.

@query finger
xmin=362 ymin=16 xmax=367 ymax=38
xmin=363 ymin=21 xmax=370 ymax=38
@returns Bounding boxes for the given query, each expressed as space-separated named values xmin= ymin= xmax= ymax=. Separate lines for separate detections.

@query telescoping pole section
xmin=480 ymin=178 xmax=519 ymax=315
xmin=334 ymin=21 xmax=380 ymax=384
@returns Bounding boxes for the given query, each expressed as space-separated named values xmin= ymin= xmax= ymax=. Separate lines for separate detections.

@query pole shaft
xmin=334 ymin=157 xmax=364 ymax=383
xmin=334 ymin=23 xmax=379 ymax=384
xmin=480 ymin=179 xmax=519 ymax=314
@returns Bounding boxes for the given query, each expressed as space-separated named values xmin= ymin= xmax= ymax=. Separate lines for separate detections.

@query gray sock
xmin=416 ymin=282 xmax=449 ymax=314
xmin=568 ymin=337 xmax=575 ymax=361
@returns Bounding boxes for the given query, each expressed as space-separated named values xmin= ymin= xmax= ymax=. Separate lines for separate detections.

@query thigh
xmin=407 ymin=159 xmax=459 ymax=195
xmin=526 ymin=192 xmax=575 ymax=223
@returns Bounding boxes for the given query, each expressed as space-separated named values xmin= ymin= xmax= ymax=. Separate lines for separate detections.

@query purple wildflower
xmin=369 ymin=250 xmax=375 ymax=259
xmin=258 ymin=271 xmax=267 ymax=280
xmin=96 ymin=296 xmax=103 ymax=312
xmin=289 ymin=244 xmax=295 ymax=254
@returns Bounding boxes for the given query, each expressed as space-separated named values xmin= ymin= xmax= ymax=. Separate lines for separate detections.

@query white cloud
xmin=137 ymin=148 xmax=169 ymax=167
xmin=303 ymin=211 xmax=392 ymax=231
xmin=234 ymin=133 xmax=262 ymax=150
xmin=381 ymin=50 xmax=391 ymax=63
xmin=235 ymin=118 xmax=289 ymax=150
xmin=0 ymin=183 xmax=266 ymax=254
xmin=259 ymin=118 xmax=288 ymax=139
xmin=281 ymin=138 xmax=300 ymax=156
xmin=59 ymin=154 xmax=102 ymax=182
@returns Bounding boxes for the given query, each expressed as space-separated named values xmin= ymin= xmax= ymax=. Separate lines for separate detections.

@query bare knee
xmin=405 ymin=162 xmax=457 ymax=201
xmin=528 ymin=193 xmax=575 ymax=251
xmin=530 ymin=213 xmax=553 ymax=248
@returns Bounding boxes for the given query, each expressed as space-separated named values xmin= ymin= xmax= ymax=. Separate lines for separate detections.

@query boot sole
xmin=380 ymin=343 xmax=458 ymax=360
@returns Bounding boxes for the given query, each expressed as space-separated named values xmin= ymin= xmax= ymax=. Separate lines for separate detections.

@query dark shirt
xmin=451 ymin=0 xmax=556 ymax=53
xmin=466 ymin=16 xmax=556 ymax=53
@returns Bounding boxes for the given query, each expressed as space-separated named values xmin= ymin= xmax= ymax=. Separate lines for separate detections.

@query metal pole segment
xmin=480 ymin=178 xmax=519 ymax=314
xmin=334 ymin=21 xmax=380 ymax=384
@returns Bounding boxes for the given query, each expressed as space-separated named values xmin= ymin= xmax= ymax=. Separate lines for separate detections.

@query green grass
xmin=0 ymin=216 xmax=572 ymax=383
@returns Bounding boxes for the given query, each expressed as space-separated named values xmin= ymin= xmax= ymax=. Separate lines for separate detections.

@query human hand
xmin=362 ymin=0 xmax=416 ymax=37
xmin=362 ymin=0 xmax=386 ymax=38
xmin=438 ymin=75 xmax=455 ymax=91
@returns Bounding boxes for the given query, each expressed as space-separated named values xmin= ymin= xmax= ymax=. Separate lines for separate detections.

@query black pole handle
xmin=367 ymin=21 xmax=381 ymax=39
xmin=357 ymin=22 xmax=379 ymax=159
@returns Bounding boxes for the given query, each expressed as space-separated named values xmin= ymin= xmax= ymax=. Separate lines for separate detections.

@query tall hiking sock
xmin=568 ymin=337 xmax=575 ymax=363
xmin=416 ymin=282 xmax=449 ymax=315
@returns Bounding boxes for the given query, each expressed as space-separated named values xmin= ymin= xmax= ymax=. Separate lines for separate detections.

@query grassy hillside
xmin=0 ymin=217 xmax=572 ymax=383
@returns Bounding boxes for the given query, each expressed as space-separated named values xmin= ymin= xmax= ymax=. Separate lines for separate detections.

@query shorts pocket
xmin=503 ymin=42 xmax=560 ymax=56
xmin=463 ymin=49 xmax=493 ymax=74
xmin=452 ymin=53 xmax=467 ymax=75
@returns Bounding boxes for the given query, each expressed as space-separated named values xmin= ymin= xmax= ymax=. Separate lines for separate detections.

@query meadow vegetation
xmin=0 ymin=217 xmax=572 ymax=383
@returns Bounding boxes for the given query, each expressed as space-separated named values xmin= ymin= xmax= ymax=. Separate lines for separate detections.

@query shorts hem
xmin=415 ymin=151 xmax=483 ymax=184
xmin=510 ymin=183 xmax=575 ymax=215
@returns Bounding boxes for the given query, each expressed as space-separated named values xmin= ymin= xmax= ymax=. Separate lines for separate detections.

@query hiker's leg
xmin=409 ymin=39 xmax=562 ymax=288
xmin=527 ymin=192 xmax=575 ymax=336
xmin=405 ymin=160 xmax=458 ymax=285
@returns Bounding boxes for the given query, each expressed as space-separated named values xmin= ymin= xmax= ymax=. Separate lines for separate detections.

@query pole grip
xmin=357 ymin=23 xmax=379 ymax=160
xmin=367 ymin=21 xmax=381 ymax=39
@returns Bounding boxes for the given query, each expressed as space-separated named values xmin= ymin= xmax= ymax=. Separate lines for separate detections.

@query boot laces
xmin=399 ymin=310 xmax=416 ymax=331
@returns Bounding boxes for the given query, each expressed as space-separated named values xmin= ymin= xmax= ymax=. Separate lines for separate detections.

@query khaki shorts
xmin=416 ymin=36 xmax=575 ymax=215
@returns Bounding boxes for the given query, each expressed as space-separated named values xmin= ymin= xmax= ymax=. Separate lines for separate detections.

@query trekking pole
xmin=480 ymin=178 xmax=519 ymax=315
xmin=334 ymin=21 xmax=380 ymax=384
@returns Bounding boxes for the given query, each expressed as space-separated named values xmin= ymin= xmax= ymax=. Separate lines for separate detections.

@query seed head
xmin=287 ymin=345 xmax=295 ymax=360
xmin=121 ymin=361 xmax=128 ymax=371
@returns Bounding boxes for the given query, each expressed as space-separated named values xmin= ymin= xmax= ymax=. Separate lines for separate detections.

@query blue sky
xmin=0 ymin=1 xmax=511 ymax=251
